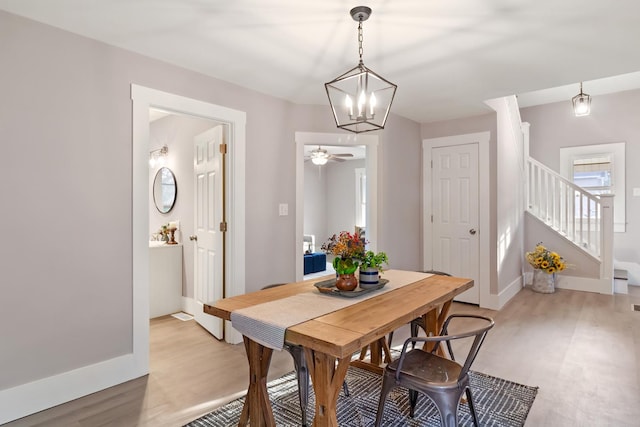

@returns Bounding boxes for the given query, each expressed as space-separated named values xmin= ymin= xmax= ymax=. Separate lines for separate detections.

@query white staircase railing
xmin=526 ymin=157 xmax=612 ymax=260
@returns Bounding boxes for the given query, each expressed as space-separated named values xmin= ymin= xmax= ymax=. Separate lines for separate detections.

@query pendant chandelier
xmin=325 ymin=6 xmax=397 ymax=133
xmin=572 ymin=82 xmax=591 ymax=117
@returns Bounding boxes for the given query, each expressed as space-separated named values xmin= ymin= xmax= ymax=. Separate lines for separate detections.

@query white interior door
xmin=193 ymin=126 xmax=224 ymax=338
xmin=432 ymin=143 xmax=480 ymax=304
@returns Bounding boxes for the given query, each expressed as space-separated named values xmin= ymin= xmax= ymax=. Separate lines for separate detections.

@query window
xmin=572 ymin=156 xmax=612 ymax=195
xmin=560 ymin=142 xmax=625 ymax=232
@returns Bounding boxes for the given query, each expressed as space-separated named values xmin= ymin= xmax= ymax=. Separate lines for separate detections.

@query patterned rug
xmin=185 ymin=366 xmax=538 ymax=426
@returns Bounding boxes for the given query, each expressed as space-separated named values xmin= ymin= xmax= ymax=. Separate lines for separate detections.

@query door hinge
xmin=431 ymin=214 xmax=433 ymax=223
xmin=430 ymin=160 xmax=433 ymax=168
xmin=219 ymin=143 xmax=227 ymax=154
xmin=219 ymin=221 xmax=227 ymax=232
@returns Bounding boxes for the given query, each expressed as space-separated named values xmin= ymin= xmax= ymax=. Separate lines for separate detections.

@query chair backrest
xmin=424 ymin=270 xmax=452 ymax=276
xmin=441 ymin=314 xmax=494 ymax=376
xmin=261 ymin=283 xmax=287 ymax=290
xmin=397 ymin=314 xmax=494 ymax=382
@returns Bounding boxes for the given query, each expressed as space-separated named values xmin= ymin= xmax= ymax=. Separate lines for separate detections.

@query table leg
xmin=422 ymin=300 xmax=453 ymax=355
xmin=352 ymin=337 xmax=393 ymax=374
xmin=239 ymin=336 xmax=275 ymax=427
xmin=304 ymin=348 xmax=350 ymax=427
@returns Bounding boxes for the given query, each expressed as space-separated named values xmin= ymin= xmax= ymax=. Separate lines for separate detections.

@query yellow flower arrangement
xmin=526 ymin=243 xmax=566 ymax=274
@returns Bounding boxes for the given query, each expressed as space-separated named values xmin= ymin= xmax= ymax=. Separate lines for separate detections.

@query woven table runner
xmin=230 ymin=270 xmax=431 ymax=350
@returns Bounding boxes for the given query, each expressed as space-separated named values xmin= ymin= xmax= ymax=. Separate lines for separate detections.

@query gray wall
xmin=521 ymin=89 xmax=640 ymax=266
xmin=326 ymin=159 xmax=365 ymax=239
xmin=379 ymin=113 xmax=424 ymax=271
xmin=304 ymin=159 xmax=366 ymax=252
xmin=0 ymin=10 xmax=423 ymax=394
xmin=303 ymin=162 xmax=327 ymax=251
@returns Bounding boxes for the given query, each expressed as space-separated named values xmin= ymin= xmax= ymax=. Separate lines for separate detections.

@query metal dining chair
xmin=262 ymin=283 xmax=349 ymax=426
xmin=387 ymin=270 xmax=452 ymax=348
xmin=375 ymin=314 xmax=495 ymax=427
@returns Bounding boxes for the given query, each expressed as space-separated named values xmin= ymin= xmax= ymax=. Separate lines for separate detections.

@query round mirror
xmin=153 ymin=167 xmax=177 ymax=214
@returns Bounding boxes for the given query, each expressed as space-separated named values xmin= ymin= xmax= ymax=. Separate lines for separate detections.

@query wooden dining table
xmin=204 ymin=269 xmax=473 ymax=427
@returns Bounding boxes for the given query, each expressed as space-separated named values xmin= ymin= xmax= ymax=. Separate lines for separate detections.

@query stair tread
xmin=614 ymin=269 xmax=628 ymax=280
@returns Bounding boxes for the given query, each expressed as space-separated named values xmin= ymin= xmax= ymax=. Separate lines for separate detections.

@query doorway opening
xmin=132 ymin=85 xmax=247 ymax=374
xmin=147 ymin=112 xmax=226 ymax=339
xmin=295 ymin=132 xmax=379 ymax=282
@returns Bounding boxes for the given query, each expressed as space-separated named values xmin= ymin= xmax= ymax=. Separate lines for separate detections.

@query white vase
xmin=532 ymin=269 xmax=556 ymax=293
xmin=359 ymin=267 xmax=380 ymax=289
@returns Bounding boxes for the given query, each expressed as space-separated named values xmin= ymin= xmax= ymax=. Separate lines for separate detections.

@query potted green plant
xmin=358 ymin=250 xmax=389 ymax=288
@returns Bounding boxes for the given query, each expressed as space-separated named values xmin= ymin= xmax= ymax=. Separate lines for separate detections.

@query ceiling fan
xmin=306 ymin=146 xmax=353 ymax=165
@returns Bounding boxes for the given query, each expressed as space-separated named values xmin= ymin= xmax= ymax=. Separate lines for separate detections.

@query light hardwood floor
xmin=5 ymin=285 xmax=640 ymax=427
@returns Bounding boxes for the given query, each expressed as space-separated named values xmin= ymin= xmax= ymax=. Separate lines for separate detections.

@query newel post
xmin=599 ymin=194 xmax=614 ymax=292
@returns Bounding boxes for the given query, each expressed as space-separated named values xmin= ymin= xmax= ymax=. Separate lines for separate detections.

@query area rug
xmin=185 ymin=366 xmax=538 ymax=426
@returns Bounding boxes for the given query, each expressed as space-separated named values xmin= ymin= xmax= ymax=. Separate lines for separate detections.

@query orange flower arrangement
xmin=321 ymin=231 xmax=366 ymax=274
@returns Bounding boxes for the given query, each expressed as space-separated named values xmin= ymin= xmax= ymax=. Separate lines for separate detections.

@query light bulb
xmin=576 ymin=100 xmax=588 ymax=114
xmin=312 ymin=157 xmax=328 ymax=166
xmin=358 ymin=91 xmax=366 ymax=116
xmin=345 ymin=95 xmax=353 ymax=116
xmin=369 ymin=92 xmax=376 ymax=115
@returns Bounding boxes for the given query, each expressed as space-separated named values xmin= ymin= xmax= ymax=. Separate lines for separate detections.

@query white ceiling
xmin=3 ymin=0 xmax=640 ymax=123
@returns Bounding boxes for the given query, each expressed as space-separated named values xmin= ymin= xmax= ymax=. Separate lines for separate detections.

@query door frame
xmin=422 ymin=132 xmax=491 ymax=308
xmin=132 ymin=85 xmax=246 ymax=368
xmin=295 ymin=132 xmax=379 ymax=281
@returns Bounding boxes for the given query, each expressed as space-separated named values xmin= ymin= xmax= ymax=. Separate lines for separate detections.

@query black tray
xmin=314 ymin=278 xmax=389 ymax=297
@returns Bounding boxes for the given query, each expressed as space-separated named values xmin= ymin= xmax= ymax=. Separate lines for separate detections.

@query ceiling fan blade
xmin=332 ymin=153 xmax=354 ymax=157
xmin=330 ymin=156 xmax=346 ymax=162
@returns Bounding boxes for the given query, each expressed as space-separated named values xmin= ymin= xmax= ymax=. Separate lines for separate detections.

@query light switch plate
xmin=634 ymin=188 xmax=640 ymax=197
xmin=279 ymin=203 xmax=288 ymax=216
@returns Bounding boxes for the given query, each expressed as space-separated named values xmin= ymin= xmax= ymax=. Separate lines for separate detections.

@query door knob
xmin=469 ymin=229 xmax=477 ymax=235
xmin=189 ymin=235 xmax=198 ymax=241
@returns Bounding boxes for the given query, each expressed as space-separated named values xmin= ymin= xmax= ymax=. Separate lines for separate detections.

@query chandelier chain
xmin=358 ymin=20 xmax=364 ymax=63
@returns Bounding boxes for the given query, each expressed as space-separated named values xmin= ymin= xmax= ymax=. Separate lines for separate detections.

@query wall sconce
xmin=572 ymin=82 xmax=591 ymax=117
xmin=149 ymin=145 xmax=168 ymax=168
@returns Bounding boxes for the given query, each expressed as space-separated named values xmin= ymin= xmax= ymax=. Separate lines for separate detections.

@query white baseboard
xmin=525 ymin=271 xmax=613 ymax=295
xmin=484 ymin=275 xmax=523 ymax=310
xmin=0 ymin=353 xmax=146 ymax=424
xmin=182 ymin=296 xmax=196 ymax=315
xmin=555 ymin=274 xmax=613 ymax=294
